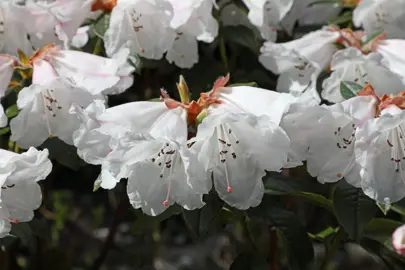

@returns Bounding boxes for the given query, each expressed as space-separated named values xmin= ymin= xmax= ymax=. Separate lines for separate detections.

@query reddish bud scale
xmin=91 ymin=0 xmax=117 ymax=13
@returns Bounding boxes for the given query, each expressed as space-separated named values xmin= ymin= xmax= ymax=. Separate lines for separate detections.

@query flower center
xmin=150 ymin=143 xmax=178 ymax=206
xmin=334 ymin=123 xmax=356 ymax=151
xmin=128 ymin=7 xmax=145 ymax=53
xmin=216 ymin=124 xmax=239 ymax=193
xmin=41 ymin=88 xmax=62 ymax=137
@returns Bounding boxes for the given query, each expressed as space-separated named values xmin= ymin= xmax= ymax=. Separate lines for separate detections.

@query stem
xmin=219 ymin=36 xmax=229 ymax=71
xmin=92 ymin=38 xmax=103 ymax=56
xmin=320 ymin=228 xmax=345 ymax=270
xmin=91 ymin=188 xmax=127 ymax=270
xmin=390 ymin=204 xmax=405 ymax=216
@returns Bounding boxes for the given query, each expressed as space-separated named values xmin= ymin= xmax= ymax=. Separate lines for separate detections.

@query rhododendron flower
xmin=393 ymin=224 xmax=405 ymax=256
xmin=10 ymin=77 xmax=96 ymax=148
xmin=282 ymin=0 xmax=342 ymax=35
xmin=29 ymin=44 xmax=121 ymax=95
xmin=191 ymin=78 xmax=296 ymax=209
xmin=306 ymin=95 xmax=378 ymax=183
xmin=5 ymin=0 xmax=92 ymax=52
xmin=167 ymin=0 xmax=218 ymax=43
xmin=353 ymin=0 xmax=405 ymax=39
xmin=376 ymin=39 xmax=405 ymax=85
xmin=0 ymin=147 xmax=52 ymax=237
xmin=0 ymin=54 xmax=15 ymax=98
xmin=165 ymin=32 xmax=199 ymax=69
xmin=259 ymin=27 xmax=341 ymax=101
xmin=104 ymin=0 xmax=176 ymax=60
xmin=346 ymin=92 xmax=405 ymax=205
xmin=104 ymin=134 xmax=209 ymax=215
xmin=322 ymin=47 xmax=405 ymax=103
xmin=241 ymin=0 xmax=293 ymax=40
xmin=191 ymin=112 xmax=290 ymax=209
xmin=71 ymin=89 xmax=210 ymax=215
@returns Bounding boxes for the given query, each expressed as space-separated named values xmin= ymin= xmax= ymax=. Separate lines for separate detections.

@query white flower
xmin=71 ymin=96 xmax=210 ymax=215
xmin=0 ymin=147 xmax=52 ymax=238
xmin=191 ymin=112 xmax=290 ymax=209
xmin=346 ymin=104 xmax=405 ymax=205
xmin=259 ymin=28 xmax=341 ymax=100
xmin=167 ymin=0 xmax=218 ymax=43
xmin=194 ymin=83 xmax=294 ymax=208
xmin=306 ymin=95 xmax=378 ymax=183
xmin=7 ymin=0 xmax=92 ymax=51
xmin=71 ymin=26 xmax=90 ymax=48
xmin=103 ymin=48 xmax=136 ymax=95
xmin=0 ymin=54 xmax=15 ymax=98
xmin=242 ymin=0 xmax=293 ymax=40
xmin=282 ymin=0 xmax=342 ymax=35
xmin=30 ymin=45 xmax=121 ymax=95
xmin=393 ymin=224 xmax=405 ymax=256
xmin=104 ymin=0 xmax=176 ymax=60
xmin=353 ymin=0 xmax=405 ymax=39
xmin=166 ymin=31 xmax=199 ymax=69
xmin=376 ymin=39 xmax=405 ymax=85
xmin=322 ymin=47 xmax=405 ymax=103
xmin=0 ymin=2 xmax=34 ymax=55
xmin=107 ymin=135 xmax=209 ymax=216
xmin=10 ymin=77 xmax=96 ymax=148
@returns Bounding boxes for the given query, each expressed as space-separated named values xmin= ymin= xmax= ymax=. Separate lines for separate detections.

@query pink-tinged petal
xmin=393 ymin=224 xmax=405 ymax=256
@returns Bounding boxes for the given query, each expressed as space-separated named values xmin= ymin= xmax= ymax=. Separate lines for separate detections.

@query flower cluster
xmin=2 ymin=0 xmax=405 ymax=243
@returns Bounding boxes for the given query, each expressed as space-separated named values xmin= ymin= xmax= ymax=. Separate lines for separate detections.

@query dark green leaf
xmin=10 ymin=222 xmax=35 ymax=251
xmin=263 ymin=172 xmax=326 ymax=195
xmin=364 ymin=218 xmax=403 ymax=245
xmin=333 ymin=179 xmax=377 ymax=241
xmin=42 ymin=137 xmax=87 ymax=170
xmin=361 ymin=238 xmax=405 ymax=269
xmin=91 ymin=13 xmax=111 ymax=38
xmin=230 ymin=253 xmax=268 ymax=270
xmin=132 ymin=205 xmax=181 ymax=234
xmin=182 ymin=192 xmax=224 ymax=238
xmin=5 ymin=104 xmax=19 ymax=118
xmin=248 ymin=198 xmax=314 ymax=270
xmin=222 ymin=25 xmax=259 ymax=54
xmin=340 ymin=81 xmax=363 ymax=99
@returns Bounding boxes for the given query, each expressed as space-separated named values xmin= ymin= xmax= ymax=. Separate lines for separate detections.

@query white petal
xmin=210 ymin=86 xmax=297 ymax=125
xmin=71 ymin=26 xmax=90 ymax=48
xmin=0 ymin=105 xmax=6 ymax=127
xmin=166 ymin=32 xmax=198 ymax=69
xmin=351 ymin=106 xmax=405 ymax=204
xmin=10 ymin=79 xmax=96 ymax=148
xmin=259 ymin=29 xmax=340 ymax=74
xmin=51 ymin=50 xmax=120 ymax=94
xmin=98 ymin=101 xmax=188 ymax=143
xmin=306 ymin=96 xmax=378 ymax=183
xmin=0 ymin=54 xmax=14 ymax=98
xmin=377 ymin=39 xmax=405 ymax=84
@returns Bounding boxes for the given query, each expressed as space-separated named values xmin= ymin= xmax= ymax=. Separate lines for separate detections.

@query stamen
xmin=4 ymin=216 xmax=18 ymax=224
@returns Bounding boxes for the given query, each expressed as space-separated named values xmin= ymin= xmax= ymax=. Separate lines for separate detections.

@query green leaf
xmin=361 ymin=238 xmax=405 ymax=269
xmin=340 ymin=81 xmax=363 ymax=99
xmin=91 ymin=13 xmax=111 ymax=38
xmin=309 ymin=0 xmax=339 ymax=7
xmin=222 ymin=25 xmax=259 ymax=54
xmin=228 ymin=82 xmax=258 ymax=87
xmin=328 ymin=11 xmax=353 ymax=26
xmin=364 ymin=218 xmax=403 ymax=244
xmin=263 ymin=172 xmax=326 ymax=195
xmin=6 ymin=104 xmax=19 ymax=118
xmin=230 ymin=253 xmax=268 ymax=270
xmin=248 ymin=198 xmax=314 ymax=270
xmin=182 ymin=192 xmax=224 ymax=238
xmin=10 ymin=222 xmax=35 ymax=251
xmin=333 ymin=180 xmax=377 ymax=241
xmin=0 ymin=127 xmax=10 ymax=135
xmin=42 ymin=137 xmax=87 ymax=170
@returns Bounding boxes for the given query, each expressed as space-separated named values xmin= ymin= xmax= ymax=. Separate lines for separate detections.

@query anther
xmin=163 ymin=200 xmax=169 ymax=206
xmin=227 ymin=187 xmax=232 ymax=193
